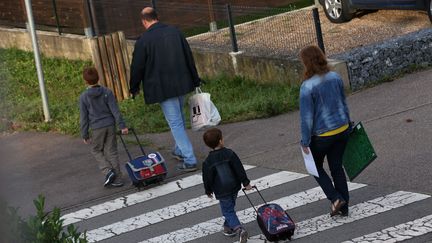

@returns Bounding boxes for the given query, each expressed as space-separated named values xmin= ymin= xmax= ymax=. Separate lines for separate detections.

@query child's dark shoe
xmin=222 ymin=226 xmax=236 ymax=237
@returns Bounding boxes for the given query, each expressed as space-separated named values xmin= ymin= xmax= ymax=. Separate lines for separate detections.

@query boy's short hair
xmin=83 ymin=67 xmax=99 ymax=85
xmin=203 ymin=128 xmax=222 ymax=149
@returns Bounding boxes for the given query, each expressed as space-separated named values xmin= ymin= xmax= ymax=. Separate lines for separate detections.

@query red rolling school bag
xmin=243 ymin=186 xmax=296 ymax=241
xmin=118 ymin=128 xmax=167 ymax=188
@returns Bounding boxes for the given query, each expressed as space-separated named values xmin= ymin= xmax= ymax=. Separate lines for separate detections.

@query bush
xmin=0 ymin=200 xmax=24 ymax=242
xmin=0 ymin=195 xmax=87 ymax=243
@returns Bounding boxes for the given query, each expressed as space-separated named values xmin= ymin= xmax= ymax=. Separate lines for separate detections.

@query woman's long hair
xmin=299 ymin=45 xmax=330 ymax=80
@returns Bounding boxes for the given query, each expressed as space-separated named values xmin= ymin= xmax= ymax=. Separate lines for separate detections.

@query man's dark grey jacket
xmin=129 ymin=22 xmax=200 ymax=104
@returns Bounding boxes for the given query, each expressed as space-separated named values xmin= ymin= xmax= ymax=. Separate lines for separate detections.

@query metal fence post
xmin=207 ymin=0 xmax=217 ymax=31
xmin=52 ymin=0 xmax=61 ymax=35
xmin=226 ymin=4 xmax=238 ymax=52
xmin=85 ymin=0 xmax=96 ymax=36
xmin=88 ymin=0 xmax=99 ymax=36
xmin=312 ymin=7 xmax=325 ymax=53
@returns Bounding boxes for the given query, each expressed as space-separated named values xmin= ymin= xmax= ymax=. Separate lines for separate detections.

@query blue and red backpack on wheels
xmin=243 ymin=186 xmax=296 ymax=241
xmin=118 ymin=128 xmax=167 ymax=189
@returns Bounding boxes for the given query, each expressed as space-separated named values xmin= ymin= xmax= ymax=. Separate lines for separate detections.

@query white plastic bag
xmin=189 ymin=87 xmax=221 ymax=131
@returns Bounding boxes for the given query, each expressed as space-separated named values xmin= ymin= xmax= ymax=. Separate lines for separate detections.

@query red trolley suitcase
xmin=118 ymin=128 xmax=167 ymax=188
xmin=242 ymin=186 xmax=295 ymax=241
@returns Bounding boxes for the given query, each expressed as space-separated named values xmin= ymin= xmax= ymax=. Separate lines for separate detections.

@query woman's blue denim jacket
xmin=300 ymin=71 xmax=351 ymax=147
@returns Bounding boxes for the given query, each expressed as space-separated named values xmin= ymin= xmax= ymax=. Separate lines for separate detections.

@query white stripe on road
xmin=86 ymin=170 xmax=308 ymax=242
xmin=139 ymin=182 xmax=367 ymax=243
xmin=343 ymin=214 xmax=432 ymax=243
xmin=62 ymin=165 xmax=255 ymax=225
xmin=246 ymin=191 xmax=430 ymax=242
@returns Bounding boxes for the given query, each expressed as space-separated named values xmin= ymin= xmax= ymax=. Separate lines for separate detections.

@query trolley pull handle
xmin=242 ymin=185 xmax=267 ymax=214
xmin=117 ymin=128 xmax=146 ymax=161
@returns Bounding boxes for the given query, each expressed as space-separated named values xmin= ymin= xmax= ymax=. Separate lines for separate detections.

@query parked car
xmin=319 ymin=0 xmax=432 ymax=23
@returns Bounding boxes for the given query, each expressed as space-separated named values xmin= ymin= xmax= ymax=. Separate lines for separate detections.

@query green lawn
xmin=0 ymin=48 xmax=300 ymax=136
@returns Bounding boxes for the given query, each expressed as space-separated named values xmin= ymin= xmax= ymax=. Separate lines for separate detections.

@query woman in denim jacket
xmin=299 ymin=45 xmax=351 ymax=217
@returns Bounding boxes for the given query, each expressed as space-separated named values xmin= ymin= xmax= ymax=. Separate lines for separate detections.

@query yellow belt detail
xmin=318 ymin=124 xmax=349 ymax=137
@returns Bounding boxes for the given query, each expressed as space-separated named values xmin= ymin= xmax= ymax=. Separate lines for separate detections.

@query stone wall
xmin=0 ymin=27 xmax=92 ymax=61
xmin=331 ymin=28 xmax=432 ymax=91
xmin=0 ymin=27 xmax=349 ymax=87
xmin=190 ymin=51 xmax=349 ymax=87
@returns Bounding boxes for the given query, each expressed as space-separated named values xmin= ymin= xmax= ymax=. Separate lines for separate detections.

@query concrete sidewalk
xmin=1 ymin=68 xmax=432 ymax=217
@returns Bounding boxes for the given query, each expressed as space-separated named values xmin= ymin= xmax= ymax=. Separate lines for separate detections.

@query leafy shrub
xmin=0 ymin=195 xmax=87 ymax=243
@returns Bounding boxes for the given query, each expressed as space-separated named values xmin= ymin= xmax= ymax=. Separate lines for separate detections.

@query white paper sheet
xmin=301 ymin=147 xmax=319 ymax=177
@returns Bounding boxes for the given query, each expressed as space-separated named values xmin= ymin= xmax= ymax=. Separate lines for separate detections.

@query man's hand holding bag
xmin=189 ymin=87 xmax=221 ymax=131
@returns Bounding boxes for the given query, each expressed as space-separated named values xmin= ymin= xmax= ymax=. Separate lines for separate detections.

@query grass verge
xmin=0 ymin=48 xmax=300 ymax=136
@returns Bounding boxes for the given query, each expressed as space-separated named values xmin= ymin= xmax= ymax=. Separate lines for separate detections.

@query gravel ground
xmin=188 ymin=6 xmax=431 ymax=58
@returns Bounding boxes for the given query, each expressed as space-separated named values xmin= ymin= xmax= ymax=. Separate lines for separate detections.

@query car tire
xmin=428 ymin=0 xmax=432 ymax=23
xmin=323 ymin=0 xmax=354 ymax=23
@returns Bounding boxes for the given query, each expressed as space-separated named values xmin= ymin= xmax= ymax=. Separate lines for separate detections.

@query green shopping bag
xmin=342 ymin=122 xmax=377 ymax=181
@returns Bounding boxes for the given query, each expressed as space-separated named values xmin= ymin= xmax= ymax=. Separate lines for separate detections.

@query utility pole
xmin=24 ymin=0 xmax=51 ymax=122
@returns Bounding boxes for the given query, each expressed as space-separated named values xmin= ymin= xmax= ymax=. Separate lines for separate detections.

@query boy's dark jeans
xmin=219 ymin=193 xmax=241 ymax=230
xmin=310 ymin=130 xmax=350 ymax=212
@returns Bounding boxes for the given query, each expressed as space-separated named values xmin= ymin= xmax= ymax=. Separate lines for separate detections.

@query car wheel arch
xmin=428 ymin=0 xmax=432 ymax=22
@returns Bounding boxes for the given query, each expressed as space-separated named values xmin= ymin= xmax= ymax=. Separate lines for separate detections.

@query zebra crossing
xmin=62 ymin=166 xmax=432 ymax=243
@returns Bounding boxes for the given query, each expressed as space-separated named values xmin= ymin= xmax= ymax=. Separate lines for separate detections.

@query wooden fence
xmin=89 ymin=31 xmax=130 ymax=101
xmin=90 ymin=0 xmax=298 ymax=39
xmin=0 ymin=0 xmax=87 ymax=35
xmin=0 ymin=0 xmax=297 ymax=39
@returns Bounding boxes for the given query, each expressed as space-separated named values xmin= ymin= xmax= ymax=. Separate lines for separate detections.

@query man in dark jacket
xmin=202 ymin=128 xmax=251 ymax=243
xmin=129 ymin=7 xmax=200 ymax=172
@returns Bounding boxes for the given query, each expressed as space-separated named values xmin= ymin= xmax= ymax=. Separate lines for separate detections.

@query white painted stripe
xmin=246 ymin=191 xmax=430 ymax=242
xmin=343 ymin=214 xmax=432 ymax=243
xmin=62 ymin=165 xmax=255 ymax=225
xmin=86 ymin=170 xmax=308 ymax=242
xmin=139 ymin=182 xmax=367 ymax=243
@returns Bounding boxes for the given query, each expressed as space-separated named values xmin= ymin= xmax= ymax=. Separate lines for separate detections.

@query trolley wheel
xmin=133 ymin=181 xmax=146 ymax=190
xmin=158 ymin=174 xmax=167 ymax=182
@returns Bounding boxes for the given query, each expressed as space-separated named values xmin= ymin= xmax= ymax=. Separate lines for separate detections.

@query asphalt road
xmin=1 ymin=68 xmax=432 ymax=242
